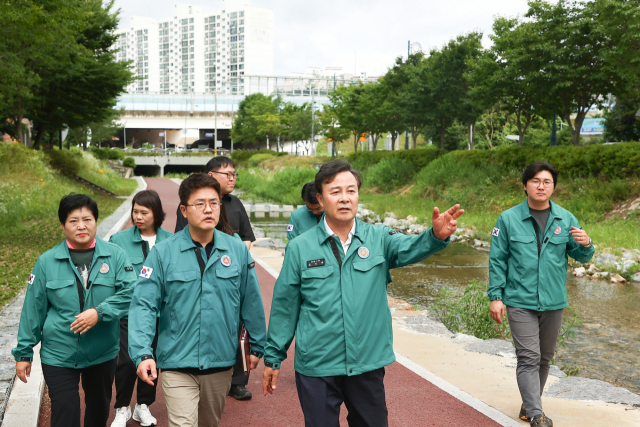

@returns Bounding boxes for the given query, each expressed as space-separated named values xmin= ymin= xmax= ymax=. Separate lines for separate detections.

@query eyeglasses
xmin=529 ymin=179 xmax=554 ymax=188
xmin=185 ymin=201 xmax=220 ymax=210
xmin=211 ymin=171 xmax=238 ymax=180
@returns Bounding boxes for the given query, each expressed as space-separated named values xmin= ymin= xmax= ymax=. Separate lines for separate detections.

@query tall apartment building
xmin=112 ymin=0 xmax=274 ymax=95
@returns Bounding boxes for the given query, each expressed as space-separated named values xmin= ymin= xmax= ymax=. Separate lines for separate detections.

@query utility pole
xmin=550 ymin=110 xmax=557 ymax=146
xmin=311 ymin=82 xmax=315 ymax=156
xmin=214 ymin=91 xmax=218 ymax=155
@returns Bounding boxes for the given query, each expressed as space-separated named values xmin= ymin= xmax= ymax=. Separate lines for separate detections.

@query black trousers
xmin=114 ymin=318 xmax=159 ymax=408
xmin=42 ymin=358 xmax=117 ymax=427
xmin=231 ymin=320 xmax=249 ymax=386
xmin=295 ymin=367 xmax=388 ymax=427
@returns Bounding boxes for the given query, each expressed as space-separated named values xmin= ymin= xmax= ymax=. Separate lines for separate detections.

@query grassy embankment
xmin=0 ymin=142 xmax=138 ymax=307
xmin=233 ymin=143 xmax=640 ymax=253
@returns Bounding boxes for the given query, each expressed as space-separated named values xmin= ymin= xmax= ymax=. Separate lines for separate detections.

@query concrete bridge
xmin=131 ymin=156 xmax=210 ymax=176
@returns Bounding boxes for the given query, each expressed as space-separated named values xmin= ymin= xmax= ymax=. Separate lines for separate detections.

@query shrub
xmin=89 ymin=147 xmax=124 ymax=161
xmin=236 ymin=167 xmax=316 ymax=205
xmin=248 ymin=153 xmax=275 ymax=167
xmin=348 ymin=147 xmax=445 ymax=174
xmin=231 ymin=149 xmax=287 ymax=165
xmin=365 ymin=157 xmax=417 ymax=192
xmin=47 ymin=149 xmax=83 ymax=176
xmin=123 ymin=157 xmax=136 ymax=168
xmin=431 ymin=281 xmax=511 ymax=340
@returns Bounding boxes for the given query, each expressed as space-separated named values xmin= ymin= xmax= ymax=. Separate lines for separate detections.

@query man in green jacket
xmin=262 ymin=159 xmax=463 ymax=427
xmin=488 ymin=161 xmax=594 ymax=427
xmin=13 ymin=194 xmax=136 ymax=427
xmin=287 ymin=181 xmax=324 ymax=241
xmin=128 ymin=174 xmax=267 ymax=427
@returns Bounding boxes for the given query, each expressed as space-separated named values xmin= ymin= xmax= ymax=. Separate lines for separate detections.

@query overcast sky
xmin=113 ymin=0 xmax=538 ymax=77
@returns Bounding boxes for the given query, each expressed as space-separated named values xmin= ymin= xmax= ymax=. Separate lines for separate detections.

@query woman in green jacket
xmin=108 ymin=190 xmax=172 ymax=427
xmin=13 ymin=194 xmax=136 ymax=427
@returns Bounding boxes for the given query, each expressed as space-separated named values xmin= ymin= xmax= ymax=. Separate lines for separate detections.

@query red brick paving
xmin=39 ymin=178 xmax=504 ymax=426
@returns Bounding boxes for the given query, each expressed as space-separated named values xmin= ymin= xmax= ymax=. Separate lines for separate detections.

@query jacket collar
xmin=54 ymin=237 xmax=110 ymax=260
xmin=316 ymin=217 xmax=364 ymax=245
xmin=177 ymin=226 xmax=229 ymax=252
xmin=518 ymin=199 xmax=563 ymax=232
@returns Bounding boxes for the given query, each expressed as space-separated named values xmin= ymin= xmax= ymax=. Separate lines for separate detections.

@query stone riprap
xmin=0 ymin=291 xmax=25 ymax=416
xmin=544 ymin=376 xmax=640 ymax=406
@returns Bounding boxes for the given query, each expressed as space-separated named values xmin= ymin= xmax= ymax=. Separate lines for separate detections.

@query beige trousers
xmin=162 ymin=369 xmax=233 ymax=427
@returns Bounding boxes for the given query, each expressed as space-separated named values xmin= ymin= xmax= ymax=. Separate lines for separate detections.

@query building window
xmin=231 ymin=36 xmax=237 ymax=41
xmin=189 ymin=18 xmax=193 ymax=23
xmin=239 ymin=35 xmax=244 ymax=40
xmin=239 ymin=27 xmax=244 ymax=33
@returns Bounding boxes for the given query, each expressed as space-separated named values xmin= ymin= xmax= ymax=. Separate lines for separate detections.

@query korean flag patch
xmin=28 ymin=274 xmax=35 ymax=285
xmin=287 ymin=224 xmax=294 ymax=232
xmin=139 ymin=266 xmax=153 ymax=279
xmin=492 ymin=228 xmax=500 ymax=237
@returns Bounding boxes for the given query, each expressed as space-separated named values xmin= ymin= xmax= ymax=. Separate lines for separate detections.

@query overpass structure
xmin=131 ymin=155 xmax=210 ymax=177
xmin=115 ymin=74 xmax=341 ymax=150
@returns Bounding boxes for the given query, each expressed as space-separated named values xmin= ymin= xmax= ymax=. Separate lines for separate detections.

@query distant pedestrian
xmin=108 ymin=190 xmax=172 ymax=427
xmin=13 ymin=194 xmax=136 ymax=427
xmin=129 ymin=174 xmax=266 ymax=427
xmin=286 ymin=181 xmax=324 ymax=241
xmin=488 ymin=161 xmax=595 ymax=427
xmin=174 ymin=156 xmax=257 ymax=400
xmin=262 ymin=159 xmax=463 ymax=427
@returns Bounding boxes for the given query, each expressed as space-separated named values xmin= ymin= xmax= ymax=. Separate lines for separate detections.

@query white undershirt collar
xmin=324 ymin=217 xmax=356 ymax=254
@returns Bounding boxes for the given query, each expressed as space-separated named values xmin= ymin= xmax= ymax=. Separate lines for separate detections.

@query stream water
xmin=250 ymin=212 xmax=640 ymax=395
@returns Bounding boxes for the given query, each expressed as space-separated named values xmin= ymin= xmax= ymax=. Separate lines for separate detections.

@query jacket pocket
xmin=91 ymin=276 xmax=116 ymax=305
xmin=301 ymin=265 xmax=333 ymax=279
xmin=352 ymin=255 xmax=385 ymax=272
xmin=46 ymin=279 xmax=77 ymax=310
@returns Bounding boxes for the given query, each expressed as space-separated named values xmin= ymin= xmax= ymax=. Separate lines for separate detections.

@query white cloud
xmin=113 ymin=0 xmax=537 ymax=76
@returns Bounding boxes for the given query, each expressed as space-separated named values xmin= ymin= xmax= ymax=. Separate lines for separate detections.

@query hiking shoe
xmin=133 ymin=403 xmax=157 ymax=426
xmin=530 ymin=415 xmax=553 ymax=427
xmin=228 ymin=384 xmax=252 ymax=400
xmin=519 ymin=404 xmax=530 ymax=422
xmin=110 ymin=406 xmax=131 ymax=427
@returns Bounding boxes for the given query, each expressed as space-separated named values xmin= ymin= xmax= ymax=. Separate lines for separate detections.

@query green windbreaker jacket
xmin=287 ymin=206 xmax=322 ymax=241
xmin=265 ymin=219 xmax=449 ymax=377
xmin=12 ymin=238 xmax=136 ymax=368
xmin=127 ymin=227 xmax=267 ymax=370
xmin=488 ymin=200 xmax=595 ymax=311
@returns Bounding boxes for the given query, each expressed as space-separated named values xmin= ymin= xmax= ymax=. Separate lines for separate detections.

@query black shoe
xmin=519 ymin=404 xmax=530 ymax=422
xmin=228 ymin=384 xmax=252 ymax=400
xmin=530 ymin=415 xmax=553 ymax=427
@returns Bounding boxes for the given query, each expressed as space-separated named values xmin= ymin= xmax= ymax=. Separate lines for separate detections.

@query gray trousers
xmin=506 ymin=306 xmax=564 ymax=418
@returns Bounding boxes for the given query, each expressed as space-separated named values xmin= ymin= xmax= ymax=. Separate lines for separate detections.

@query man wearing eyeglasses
xmin=129 ymin=174 xmax=266 ymax=426
xmin=175 ymin=157 xmax=255 ymax=250
xmin=175 ymin=156 xmax=257 ymax=400
xmin=488 ymin=161 xmax=594 ymax=427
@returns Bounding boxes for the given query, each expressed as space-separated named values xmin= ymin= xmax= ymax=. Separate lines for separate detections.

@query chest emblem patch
xmin=554 ymin=227 xmax=561 ymax=235
xmin=287 ymin=224 xmax=294 ymax=232
xmin=221 ymin=255 xmax=232 ymax=266
xmin=358 ymin=247 xmax=370 ymax=259
xmin=99 ymin=264 xmax=110 ymax=274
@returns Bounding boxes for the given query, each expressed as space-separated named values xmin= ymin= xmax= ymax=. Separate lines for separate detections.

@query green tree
xmin=328 ymin=84 xmax=367 ymax=153
xmin=29 ymin=0 xmax=133 ymax=149
xmin=604 ymin=89 xmax=640 ymax=142
xmin=524 ymin=0 xmax=621 ymax=146
xmin=231 ymin=93 xmax=277 ymax=145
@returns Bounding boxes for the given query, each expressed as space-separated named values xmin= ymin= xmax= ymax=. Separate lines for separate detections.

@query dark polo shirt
xmin=175 ymin=193 xmax=256 ymax=242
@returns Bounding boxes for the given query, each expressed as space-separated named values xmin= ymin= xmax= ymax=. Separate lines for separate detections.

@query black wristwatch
xmin=140 ymin=354 xmax=154 ymax=362
xmin=250 ymin=350 xmax=262 ymax=358
xmin=264 ymin=361 xmax=280 ymax=369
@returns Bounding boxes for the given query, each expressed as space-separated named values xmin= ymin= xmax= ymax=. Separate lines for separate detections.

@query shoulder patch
xmin=287 ymin=224 xmax=294 ymax=232
xmin=139 ymin=266 xmax=153 ymax=279
xmin=492 ymin=228 xmax=500 ymax=237
xmin=28 ymin=274 xmax=35 ymax=285
xmin=306 ymin=258 xmax=325 ymax=268
xmin=389 ymin=230 xmax=401 ymax=235
xmin=125 ymin=266 xmax=134 ymax=272
xmin=248 ymin=262 xmax=255 ymax=269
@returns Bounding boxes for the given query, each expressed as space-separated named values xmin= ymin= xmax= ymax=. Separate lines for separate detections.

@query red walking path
xmin=39 ymin=178 xmax=504 ymax=426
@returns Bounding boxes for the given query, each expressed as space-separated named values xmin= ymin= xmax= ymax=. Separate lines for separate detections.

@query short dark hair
xmin=131 ymin=190 xmax=166 ymax=230
xmin=301 ymin=181 xmax=319 ymax=204
xmin=206 ymin=156 xmax=235 ymax=173
xmin=314 ymin=159 xmax=362 ymax=195
xmin=178 ymin=173 xmax=234 ymax=235
xmin=522 ymin=161 xmax=558 ymax=195
xmin=58 ymin=194 xmax=99 ymax=224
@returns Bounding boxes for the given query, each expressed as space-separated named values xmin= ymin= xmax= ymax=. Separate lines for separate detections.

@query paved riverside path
xmin=40 ymin=178 xmax=504 ymax=426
